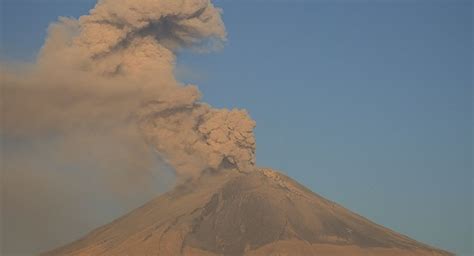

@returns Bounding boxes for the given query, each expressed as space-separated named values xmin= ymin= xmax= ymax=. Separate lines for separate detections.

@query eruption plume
xmin=2 ymin=0 xmax=256 ymax=179
xmin=1 ymin=0 xmax=255 ymax=254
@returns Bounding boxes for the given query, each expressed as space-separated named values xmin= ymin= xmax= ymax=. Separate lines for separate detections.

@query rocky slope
xmin=43 ymin=168 xmax=453 ymax=256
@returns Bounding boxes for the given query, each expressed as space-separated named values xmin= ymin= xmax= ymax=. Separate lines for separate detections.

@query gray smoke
xmin=1 ymin=0 xmax=256 ymax=254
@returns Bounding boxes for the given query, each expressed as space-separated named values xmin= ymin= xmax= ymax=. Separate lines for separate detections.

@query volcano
xmin=43 ymin=168 xmax=452 ymax=256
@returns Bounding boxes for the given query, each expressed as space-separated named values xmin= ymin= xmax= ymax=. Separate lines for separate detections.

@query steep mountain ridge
xmin=43 ymin=168 xmax=453 ymax=256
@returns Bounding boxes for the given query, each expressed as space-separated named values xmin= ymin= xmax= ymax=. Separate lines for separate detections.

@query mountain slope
xmin=43 ymin=168 xmax=453 ymax=256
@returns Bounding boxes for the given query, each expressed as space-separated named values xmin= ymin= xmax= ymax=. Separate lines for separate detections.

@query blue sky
xmin=1 ymin=0 xmax=472 ymax=255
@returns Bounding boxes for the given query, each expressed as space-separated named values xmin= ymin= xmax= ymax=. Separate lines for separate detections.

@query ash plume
xmin=2 ymin=0 xmax=256 ymax=179
xmin=1 ymin=0 xmax=256 ymax=254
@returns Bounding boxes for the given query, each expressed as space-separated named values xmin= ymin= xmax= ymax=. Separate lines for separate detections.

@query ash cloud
xmin=1 ymin=0 xmax=256 ymax=254
xmin=2 ymin=0 xmax=256 ymax=181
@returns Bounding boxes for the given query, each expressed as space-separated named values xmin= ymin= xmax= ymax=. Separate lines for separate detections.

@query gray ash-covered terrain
xmin=43 ymin=168 xmax=453 ymax=256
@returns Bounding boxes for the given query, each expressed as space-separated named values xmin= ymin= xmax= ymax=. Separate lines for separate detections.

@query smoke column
xmin=1 ymin=0 xmax=256 ymax=254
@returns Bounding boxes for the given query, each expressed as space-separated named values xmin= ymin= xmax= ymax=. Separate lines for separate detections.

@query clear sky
xmin=1 ymin=0 xmax=472 ymax=255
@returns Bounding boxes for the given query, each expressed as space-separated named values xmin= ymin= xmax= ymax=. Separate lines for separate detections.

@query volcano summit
xmin=43 ymin=168 xmax=452 ymax=256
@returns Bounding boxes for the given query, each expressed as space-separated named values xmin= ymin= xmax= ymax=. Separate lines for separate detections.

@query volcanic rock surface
xmin=43 ymin=168 xmax=453 ymax=256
